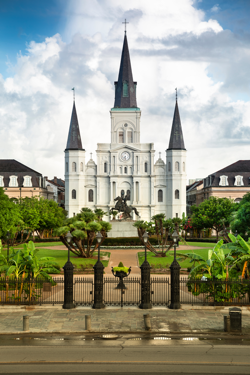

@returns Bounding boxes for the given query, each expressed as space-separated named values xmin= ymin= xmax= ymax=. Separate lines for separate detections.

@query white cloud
xmin=0 ymin=0 xmax=250 ymax=183
xmin=211 ymin=4 xmax=220 ymax=13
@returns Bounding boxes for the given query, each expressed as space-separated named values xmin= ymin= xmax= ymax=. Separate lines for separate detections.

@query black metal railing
xmin=0 ymin=276 xmax=64 ymax=305
xmin=180 ymin=277 xmax=250 ymax=306
xmin=151 ymin=277 xmax=170 ymax=306
xmin=74 ymin=277 xmax=94 ymax=306
xmin=1 ymin=276 xmax=250 ymax=307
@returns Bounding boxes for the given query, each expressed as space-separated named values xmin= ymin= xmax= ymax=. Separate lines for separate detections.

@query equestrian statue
xmin=110 ymin=195 xmax=140 ymax=220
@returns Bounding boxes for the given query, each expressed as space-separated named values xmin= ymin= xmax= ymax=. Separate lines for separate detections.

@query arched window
xmin=158 ymin=189 xmax=163 ymax=202
xmin=145 ymin=162 xmax=148 ymax=173
xmin=123 ymin=81 xmax=128 ymax=97
xmin=124 ymin=167 xmax=127 ymax=174
xmin=235 ymin=198 xmax=242 ymax=203
xmin=126 ymin=190 xmax=130 ymax=200
xmin=175 ymin=162 xmax=179 ymax=172
xmin=121 ymin=190 xmax=125 ymax=198
xmin=168 ymin=162 xmax=171 ymax=172
xmin=183 ymin=162 xmax=185 ymax=172
xmin=72 ymin=162 xmax=76 ymax=172
xmin=127 ymin=131 xmax=133 ymax=143
xmin=119 ymin=131 xmax=124 ymax=143
xmin=66 ymin=162 xmax=68 ymax=173
xmin=88 ymin=189 xmax=93 ymax=202
xmin=175 ymin=189 xmax=179 ymax=199
xmin=104 ymin=162 xmax=107 ymax=173
xmin=23 ymin=176 xmax=32 ymax=187
xmin=72 ymin=189 xmax=76 ymax=199
xmin=9 ymin=175 xmax=18 ymax=187
xmin=80 ymin=162 xmax=83 ymax=172
xmin=0 ymin=176 xmax=3 ymax=187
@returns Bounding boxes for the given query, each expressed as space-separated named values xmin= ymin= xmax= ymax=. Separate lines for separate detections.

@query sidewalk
xmin=0 ymin=306 xmax=250 ymax=335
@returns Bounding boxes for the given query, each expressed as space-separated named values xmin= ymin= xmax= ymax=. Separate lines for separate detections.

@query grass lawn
xmin=0 ymin=248 xmax=110 ymax=268
xmin=3 ymin=241 xmax=64 ymax=249
xmin=138 ymin=248 xmax=231 ymax=269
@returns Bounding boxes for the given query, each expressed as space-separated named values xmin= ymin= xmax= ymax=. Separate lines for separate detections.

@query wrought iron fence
xmin=0 ymin=277 xmax=64 ymax=305
xmin=151 ymin=277 xmax=170 ymax=306
xmin=74 ymin=277 xmax=93 ymax=306
xmin=180 ymin=277 xmax=250 ymax=306
xmin=103 ymin=277 xmax=141 ymax=307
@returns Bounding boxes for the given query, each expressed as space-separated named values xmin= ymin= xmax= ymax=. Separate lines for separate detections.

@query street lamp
xmin=6 ymin=231 xmax=10 ymax=261
xmin=66 ymin=231 xmax=72 ymax=262
xmin=235 ymin=230 xmax=238 ymax=238
xmin=62 ymin=230 xmax=74 ymax=309
xmin=170 ymin=229 xmax=181 ymax=310
xmin=93 ymin=231 xmax=105 ymax=309
xmin=139 ymin=231 xmax=152 ymax=309
xmin=142 ymin=231 xmax=149 ymax=262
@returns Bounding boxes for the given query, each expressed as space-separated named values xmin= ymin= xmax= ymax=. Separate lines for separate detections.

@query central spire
xmin=114 ymin=34 xmax=137 ymax=108
xmin=167 ymin=95 xmax=186 ymax=150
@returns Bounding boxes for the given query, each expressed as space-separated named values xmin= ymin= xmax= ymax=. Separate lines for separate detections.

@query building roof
xmin=65 ymin=102 xmax=84 ymax=151
xmin=167 ymin=100 xmax=186 ymax=151
xmin=0 ymin=159 xmax=42 ymax=175
xmin=216 ymin=160 xmax=250 ymax=173
xmin=114 ymin=34 xmax=137 ymax=109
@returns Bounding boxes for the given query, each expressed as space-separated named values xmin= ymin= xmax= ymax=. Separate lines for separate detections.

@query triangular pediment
xmin=111 ymin=145 xmax=141 ymax=152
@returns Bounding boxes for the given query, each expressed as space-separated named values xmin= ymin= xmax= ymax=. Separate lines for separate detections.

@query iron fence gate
xmin=103 ymin=277 xmax=141 ymax=307
xmin=74 ymin=277 xmax=94 ymax=306
xmin=151 ymin=277 xmax=170 ymax=306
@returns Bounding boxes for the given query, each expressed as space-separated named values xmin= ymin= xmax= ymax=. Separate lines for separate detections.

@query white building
xmin=65 ymin=33 xmax=187 ymax=221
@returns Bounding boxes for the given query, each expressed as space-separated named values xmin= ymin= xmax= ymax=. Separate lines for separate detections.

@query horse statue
xmin=110 ymin=196 xmax=140 ymax=220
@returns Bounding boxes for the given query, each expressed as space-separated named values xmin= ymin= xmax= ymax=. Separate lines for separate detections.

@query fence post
xmin=63 ymin=260 xmax=75 ymax=309
xmin=93 ymin=241 xmax=105 ymax=309
xmin=169 ymin=242 xmax=181 ymax=309
xmin=139 ymin=235 xmax=152 ymax=309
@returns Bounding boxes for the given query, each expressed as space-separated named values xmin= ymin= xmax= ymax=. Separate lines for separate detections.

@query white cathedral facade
xmin=65 ymin=33 xmax=187 ymax=222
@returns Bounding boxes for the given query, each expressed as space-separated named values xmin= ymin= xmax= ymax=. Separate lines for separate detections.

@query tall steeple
xmin=114 ymin=33 xmax=137 ymax=108
xmin=65 ymin=101 xmax=84 ymax=151
xmin=167 ymin=97 xmax=185 ymax=150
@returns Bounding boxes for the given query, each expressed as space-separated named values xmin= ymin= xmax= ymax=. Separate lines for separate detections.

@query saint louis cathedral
xmin=65 ymin=32 xmax=187 ymax=221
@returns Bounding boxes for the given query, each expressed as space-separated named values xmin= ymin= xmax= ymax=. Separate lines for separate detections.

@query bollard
xmin=229 ymin=307 xmax=242 ymax=332
xmin=23 ymin=315 xmax=29 ymax=331
xmin=144 ymin=314 xmax=151 ymax=331
xmin=224 ymin=315 xmax=230 ymax=332
xmin=85 ymin=315 xmax=91 ymax=331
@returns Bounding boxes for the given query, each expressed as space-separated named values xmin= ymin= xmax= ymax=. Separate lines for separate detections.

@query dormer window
xmin=23 ymin=176 xmax=32 ymax=187
xmin=234 ymin=175 xmax=244 ymax=186
xmin=123 ymin=81 xmax=128 ymax=97
xmin=219 ymin=175 xmax=228 ymax=186
xmin=9 ymin=175 xmax=18 ymax=187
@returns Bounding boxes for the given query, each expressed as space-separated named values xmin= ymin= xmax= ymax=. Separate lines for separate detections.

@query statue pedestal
xmin=108 ymin=220 xmax=138 ymax=238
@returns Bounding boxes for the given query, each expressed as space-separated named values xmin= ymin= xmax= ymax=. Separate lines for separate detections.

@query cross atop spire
xmin=122 ymin=19 xmax=129 ymax=34
xmin=175 ymin=88 xmax=177 ymax=101
xmin=72 ymin=87 xmax=75 ymax=102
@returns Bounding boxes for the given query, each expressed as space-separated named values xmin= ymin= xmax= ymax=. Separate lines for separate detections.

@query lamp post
xmin=63 ymin=231 xmax=75 ymax=309
xmin=93 ymin=231 xmax=105 ymax=309
xmin=6 ymin=231 xmax=10 ymax=261
xmin=139 ymin=231 xmax=152 ymax=309
xmin=169 ymin=229 xmax=181 ymax=309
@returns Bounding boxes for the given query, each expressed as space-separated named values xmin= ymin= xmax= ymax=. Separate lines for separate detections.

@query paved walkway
xmin=0 ymin=307 xmax=249 ymax=334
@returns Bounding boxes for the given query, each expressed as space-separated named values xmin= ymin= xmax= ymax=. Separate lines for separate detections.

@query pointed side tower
xmin=65 ymin=99 xmax=86 ymax=218
xmin=110 ymin=32 xmax=141 ymax=145
xmin=166 ymin=95 xmax=187 ymax=219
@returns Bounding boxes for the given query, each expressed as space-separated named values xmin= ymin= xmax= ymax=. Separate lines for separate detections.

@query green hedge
xmin=93 ymin=237 xmax=159 ymax=247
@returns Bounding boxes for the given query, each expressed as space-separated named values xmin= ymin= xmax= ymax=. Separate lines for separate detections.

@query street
xmin=0 ymin=335 xmax=250 ymax=374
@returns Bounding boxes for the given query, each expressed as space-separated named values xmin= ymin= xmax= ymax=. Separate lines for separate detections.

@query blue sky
xmin=0 ymin=0 xmax=250 ymax=181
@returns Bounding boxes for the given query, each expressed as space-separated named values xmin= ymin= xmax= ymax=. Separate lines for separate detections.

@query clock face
xmin=121 ymin=151 xmax=130 ymax=161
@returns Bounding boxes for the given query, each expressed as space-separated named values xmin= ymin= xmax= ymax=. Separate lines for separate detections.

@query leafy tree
xmin=191 ymin=197 xmax=235 ymax=241
xmin=0 ymin=188 xmax=25 ymax=245
xmin=56 ymin=208 xmax=112 ymax=258
xmin=230 ymin=193 xmax=250 ymax=238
